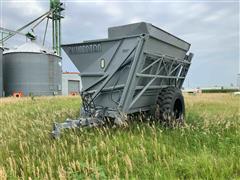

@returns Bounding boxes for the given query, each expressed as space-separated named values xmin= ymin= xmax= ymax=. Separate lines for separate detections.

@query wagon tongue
xmin=52 ymin=117 xmax=104 ymax=138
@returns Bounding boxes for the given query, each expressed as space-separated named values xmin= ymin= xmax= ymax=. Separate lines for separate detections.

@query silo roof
xmin=3 ymin=41 xmax=56 ymax=55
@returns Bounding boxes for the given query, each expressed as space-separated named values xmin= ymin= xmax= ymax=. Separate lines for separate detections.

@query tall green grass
xmin=0 ymin=94 xmax=239 ymax=179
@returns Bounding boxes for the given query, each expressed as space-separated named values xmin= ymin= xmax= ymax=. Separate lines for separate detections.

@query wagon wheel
xmin=155 ymin=86 xmax=185 ymax=126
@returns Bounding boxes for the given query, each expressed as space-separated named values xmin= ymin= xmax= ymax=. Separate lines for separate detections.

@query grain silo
xmin=3 ymin=41 xmax=62 ymax=96
xmin=0 ymin=47 xmax=3 ymax=97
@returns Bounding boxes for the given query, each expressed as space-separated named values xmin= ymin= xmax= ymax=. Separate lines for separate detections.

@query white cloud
xmin=4 ymin=0 xmax=45 ymax=16
xmin=169 ymin=3 xmax=208 ymax=18
xmin=203 ymin=9 xmax=229 ymax=22
xmin=129 ymin=17 xmax=143 ymax=24
xmin=104 ymin=3 xmax=123 ymax=17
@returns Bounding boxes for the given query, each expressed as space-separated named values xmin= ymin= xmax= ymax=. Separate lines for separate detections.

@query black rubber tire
xmin=155 ymin=86 xmax=185 ymax=124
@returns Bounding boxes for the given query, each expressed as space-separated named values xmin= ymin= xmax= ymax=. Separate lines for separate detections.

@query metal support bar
xmin=0 ymin=10 xmax=52 ymax=43
xmin=129 ymin=77 xmax=156 ymax=108
xmin=168 ymin=63 xmax=182 ymax=75
xmin=136 ymin=73 xmax=185 ymax=79
xmin=167 ymin=60 xmax=174 ymax=75
xmin=0 ymin=27 xmax=27 ymax=37
xmin=140 ymin=57 xmax=162 ymax=73
xmin=162 ymin=60 xmax=170 ymax=75
xmin=87 ymin=84 xmax=171 ymax=94
xmin=31 ymin=11 xmax=52 ymax=30
xmin=43 ymin=18 xmax=49 ymax=46
xmin=101 ymin=84 xmax=125 ymax=91
xmin=83 ymin=74 xmax=108 ymax=92
xmin=119 ymin=38 xmax=145 ymax=108
xmin=136 ymin=85 xmax=169 ymax=90
xmin=144 ymin=51 xmax=191 ymax=64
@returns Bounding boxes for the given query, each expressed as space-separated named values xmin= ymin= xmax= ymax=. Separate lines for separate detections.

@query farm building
xmin=62 ymin=72 xmax=82 ymax=96
xmin=182 ymin=88 xmax=202 ymax=94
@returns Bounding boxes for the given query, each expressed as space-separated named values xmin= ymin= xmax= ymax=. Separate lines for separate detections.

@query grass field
xmin=0 ymin=94 xmax=239 ymax=179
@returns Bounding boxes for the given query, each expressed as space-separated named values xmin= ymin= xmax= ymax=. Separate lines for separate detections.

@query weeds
xmin=0 ymin=94 xmax=239 ymax=179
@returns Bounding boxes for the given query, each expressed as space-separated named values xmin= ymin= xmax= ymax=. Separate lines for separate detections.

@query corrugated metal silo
xmin=3 ymin=41 xmax=62 ymax=96
xmin=0 ymin=47 xmax=3 ymax=97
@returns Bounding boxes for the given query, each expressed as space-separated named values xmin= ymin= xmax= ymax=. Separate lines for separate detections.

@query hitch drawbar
xmin=52 ymin=118 xmax=104 ymax=138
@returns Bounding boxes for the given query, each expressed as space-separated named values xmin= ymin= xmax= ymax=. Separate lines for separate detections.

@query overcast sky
xmin=1 ymin=0 xmax=239 ymax=88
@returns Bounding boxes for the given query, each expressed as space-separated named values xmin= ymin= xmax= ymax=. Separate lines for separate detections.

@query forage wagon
xmin=52 ymin=22 xmax=193 ymax=138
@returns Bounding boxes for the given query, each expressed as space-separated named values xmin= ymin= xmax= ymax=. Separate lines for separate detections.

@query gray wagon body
xmin=52 ymin=22 xmax=193 ymax=138
xmin=62 ymin=22 xmax=192 ymax=116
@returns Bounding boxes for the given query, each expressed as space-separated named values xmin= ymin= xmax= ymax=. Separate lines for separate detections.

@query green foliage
xmin=201 ymin=88 xmax=239 ymax=93
xmin=0 ymin=94 xmax=239 ymax=179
